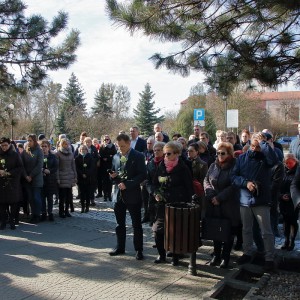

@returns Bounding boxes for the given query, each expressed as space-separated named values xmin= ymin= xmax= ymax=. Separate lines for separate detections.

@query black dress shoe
xmin=136 ymin=251 xmax=144 ymax=260
xmin=209 ymin=256 xmax=221 ymax=266
xmin=109 ymin=248 xmax=125 ymax=256
xmin=0 ymin=223 xmax=6 ymax=230
xmin=10 ymin=223 xmax=16 ymax=230
xmin=59 ymin=213 xmax=66 ymax=218
xmin=220 ymin=259 xmax=229 ymax=269
xmin=65 ymin=212 xmax=72 ymax=217
xmin=154 ymin=255 xmax=166 ymax=263
xmin=171 ymin=256 xmax=179 ymax=266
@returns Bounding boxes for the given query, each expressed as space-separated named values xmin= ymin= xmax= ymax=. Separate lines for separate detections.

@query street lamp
xmin=7 ymin=103 xmax=14 ymax=140
xmin=221 ymin=95 xmax=227 ymax=131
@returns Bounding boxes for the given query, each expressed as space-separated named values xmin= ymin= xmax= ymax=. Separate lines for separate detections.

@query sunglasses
xmin=217 ymin=151 xmax=227 ymax=156
xmin=164 ymin=152 xmax=174 ymax=156
xmin=104 ymin=138 xmax=110 ymax=141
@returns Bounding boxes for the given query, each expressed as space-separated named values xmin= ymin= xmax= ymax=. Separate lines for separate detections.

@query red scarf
xmin=164 ymin=157 xmax=179 ymax=173
xmin=154 ymin=156 xmax=164 ymax=166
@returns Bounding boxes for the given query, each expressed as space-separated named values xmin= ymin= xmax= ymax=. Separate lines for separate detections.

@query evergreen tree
xmin=133 ymin=83 xmax=164 ymax=136
xmin=91 ymin=83 xmax=114 ymax=117
xmin=56 ymin=73 xmax=86 ymax=136
xmin=0 ymin=0 xmax=80 ymax=90
xmin=106 ymin=0 xmax=300 ymax=88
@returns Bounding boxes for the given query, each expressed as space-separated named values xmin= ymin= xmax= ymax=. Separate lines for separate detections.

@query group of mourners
xmin=0 ymin=123 xmax=300 ymax=273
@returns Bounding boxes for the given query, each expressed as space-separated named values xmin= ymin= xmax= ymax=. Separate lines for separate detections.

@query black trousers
xmin=114 ymin=200 xmax=143 ymax=251
xmin=59 ymin=188 xmax=73 ymax=214
xmin=78 ymin=183 xmax=91 ymax=208
xmin=0 ymin=203 xmax=18 ymax=224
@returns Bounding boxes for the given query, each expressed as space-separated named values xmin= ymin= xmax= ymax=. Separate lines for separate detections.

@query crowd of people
xmin=0 ymin=123 xmax=300 ymax=272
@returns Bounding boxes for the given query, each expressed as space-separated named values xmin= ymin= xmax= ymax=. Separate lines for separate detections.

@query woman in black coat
xmin=40 ymin=140 xmax=58 ymax=221
xmin=75 ymin=145 xmax=93 ymax=213
xmin=0 ymin=137 xmax=24 ymax=230
xmin=204 ymin=142 xmax=240 ymax=268
xmin=279 ymin=154 xmax=299 ymax=251
xmin=153 ymin=141 xmax=193 ymax=266
xmin=99 ymin=135 xmax=117 ymax=201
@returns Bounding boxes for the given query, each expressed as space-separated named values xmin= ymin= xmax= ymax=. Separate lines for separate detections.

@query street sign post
xmin=227 ymin=109 xmax=239 ymax=128
xmin=194 ymin=109 xmax=205 ymax=127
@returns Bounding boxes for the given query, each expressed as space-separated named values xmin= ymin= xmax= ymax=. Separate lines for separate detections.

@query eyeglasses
xmin=217 ymin=151 xmax=227 ymax=156
xmin=164 ymin=152 xmax=174 ymax=156
xmin=104 ymin=138 xmax=110 ymax=141
xmin=41 ymin=145 xmax=48 ymax=148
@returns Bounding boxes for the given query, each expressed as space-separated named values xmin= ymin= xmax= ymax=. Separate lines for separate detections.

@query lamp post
xmin=7 ymin=103 xmax=14 ymax=140
xmin=222 ymin=95 xmax=227 ymax=131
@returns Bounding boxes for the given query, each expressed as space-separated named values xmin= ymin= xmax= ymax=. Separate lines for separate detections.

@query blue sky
xmin=24 ymin=0 xmax=207 ymax=114
xmin=24 ymin=0 xmax=298 ymax=114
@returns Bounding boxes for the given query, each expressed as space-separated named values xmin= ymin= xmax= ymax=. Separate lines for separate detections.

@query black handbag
xmin=201 ymin=206 xmax=231 ymax=243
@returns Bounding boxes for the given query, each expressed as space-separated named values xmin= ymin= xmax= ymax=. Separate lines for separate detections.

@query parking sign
xmin=194 ymin=109 xmax=205 ymax=121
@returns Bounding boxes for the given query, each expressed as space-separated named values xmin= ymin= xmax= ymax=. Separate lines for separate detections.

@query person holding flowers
xmin=75 ymin=145 xmax=93 ymax=213
xmin=40 ymin=140 xmax=58 ymax=221
xmin=109 ymin=133 xmax=147 ymax=260
xmin=21 ymin=134 xmax=44 ymax=224
xmin=152 ymin=141 xmax=194 ymax=265
xmin=0 ymin=137 xmax=24 ymax=230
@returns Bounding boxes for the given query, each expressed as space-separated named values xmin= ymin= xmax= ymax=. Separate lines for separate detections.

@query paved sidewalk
xmin=0 ymin=197 xmax=299 ymax=300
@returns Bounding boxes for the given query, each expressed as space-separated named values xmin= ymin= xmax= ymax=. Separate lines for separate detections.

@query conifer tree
xmin=56 ymin=73 xmax=86 ymax=136
xmin=133 ymin=83 xmax=164 ymax=137
xmin=91 ymin=83 xmax=114 ymax=118
xmin=106 ymin=0 xmax=300 ymax=88
xmin=0 ymin=0 xmax=80 ymax=90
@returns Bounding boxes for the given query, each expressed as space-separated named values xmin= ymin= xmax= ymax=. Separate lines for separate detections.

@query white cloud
xmin=24 ymin=0 xmax=297 ymax=115
xmin=24 ymin=0 xmax=204 ymax=113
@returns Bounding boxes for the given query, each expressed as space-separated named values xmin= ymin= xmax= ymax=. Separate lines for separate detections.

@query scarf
xmin=154 ymin=156 xmax=164 ymax=166
xmin=164 ymin=157 xmax=179 ymax=173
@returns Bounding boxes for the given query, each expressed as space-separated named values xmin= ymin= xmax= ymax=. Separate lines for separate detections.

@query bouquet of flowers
xmin=115 ymin=155 xmax=128 ymax=184
xmin=0 ymin=158 xmax=11 ymax=188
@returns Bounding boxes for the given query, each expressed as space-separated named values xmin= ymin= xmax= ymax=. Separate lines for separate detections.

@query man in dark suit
xmin=130 ymin=126 xmax=147 ymax=153
xmin=109 ymin=134 xmax=147 ymax=260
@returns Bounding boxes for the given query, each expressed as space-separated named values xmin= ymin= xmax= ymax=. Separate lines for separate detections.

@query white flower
xmin=83 ymin=163 xmax=87 ymax=168
xmin=0 ymin=159 xmax=5 ymax=165
xmin=158 ymin=176 xmax=168 ymax=183
xmin=43 ymin=158 xmax=48 ymax=163
xmin=120 ymin=156 xmax=127 ymax=164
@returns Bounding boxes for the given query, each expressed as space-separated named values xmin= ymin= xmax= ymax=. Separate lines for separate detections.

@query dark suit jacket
xmin=133 ymin=137 xmax=147 ymax=153
xmin=112 ymin=149 xmax=147 ymax=204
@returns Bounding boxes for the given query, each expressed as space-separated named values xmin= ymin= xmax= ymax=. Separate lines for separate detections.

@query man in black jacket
xmin=109 ymin=134 xmax=147 ymax=260
xmin=129 ymin=126 xmax=147 ymax=153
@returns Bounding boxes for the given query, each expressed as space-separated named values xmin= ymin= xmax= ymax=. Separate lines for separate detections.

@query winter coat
xmin=232 ymin=141 xmax=278 ymax=207
xmin=279 ymin=164 xmax=297 ymax=218
xmin=0 ymin=145 xmax=24 ymax=204
xmin=289 ymin=138 xmax=300 ymax=160
xmin=204 ymin=157 xmax=240 ymax=227
xmin=99 ymin=143 xmax=117 ymax=172
xmin=290 ymin=165 xmax=300 ymax=208
xmin=153 ymin=158 xmax=194 ymax=204
xmin=21 ymin=145 xmax=44 ymax=188
xmin=42 ymin=152 xmax=58 ymax=195
xmin=75 ymin=153 xmax=93 ymax=186
xmin=56 ymin=148 xmax=77 ymax=188
xmin=190 ymin=156 xmax=208 ymax=184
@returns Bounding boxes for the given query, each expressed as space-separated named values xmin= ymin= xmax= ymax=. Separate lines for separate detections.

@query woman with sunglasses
xmin=204 ymin=142 xmax=240 ymax=268
xmin=153 ymin=141 xmax=193 ymax=266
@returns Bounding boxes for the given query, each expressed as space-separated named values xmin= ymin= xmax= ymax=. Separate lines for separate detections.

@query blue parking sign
xmin=194 ymin=109 xmax=205 ymax=121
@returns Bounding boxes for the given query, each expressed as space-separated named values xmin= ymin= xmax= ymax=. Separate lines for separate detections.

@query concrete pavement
xmin=0 ymin=197 xmax=299 ymax=300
